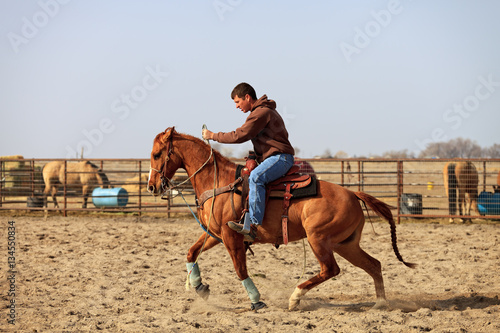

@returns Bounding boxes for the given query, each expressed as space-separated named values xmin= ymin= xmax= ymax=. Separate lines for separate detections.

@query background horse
xmin=496 ymin=170 xmax=500 ymax=192
xmin=43 ymin=161 xmax=110 ymax=209
xmin=148 ymin=127 xmax=415 ymax=311
xmin=443 ymin=161 xmax=479 ymax=222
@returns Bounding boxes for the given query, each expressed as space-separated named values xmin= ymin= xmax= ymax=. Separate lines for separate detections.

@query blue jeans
xmin=248 ymin=153 xmax=294 ymax=226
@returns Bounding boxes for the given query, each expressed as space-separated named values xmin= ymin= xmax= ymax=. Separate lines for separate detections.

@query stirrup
xmin=227 ymin=221 xmax=245 ymax=232
xmin=243 ymin=225 xmax=258 ymax=243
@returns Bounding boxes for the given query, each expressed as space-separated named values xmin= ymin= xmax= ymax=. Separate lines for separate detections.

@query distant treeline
xmin=323 ymin=138 xmax=500 ymax=159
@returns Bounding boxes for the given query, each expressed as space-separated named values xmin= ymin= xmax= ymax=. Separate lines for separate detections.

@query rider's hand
xmin=202 ymin=129 xmax=213 ymax=140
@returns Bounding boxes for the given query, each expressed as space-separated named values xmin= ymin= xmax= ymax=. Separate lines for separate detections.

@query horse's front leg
xmin=186 ymin=233 xmax=220 ymax=299
xmin=223 ymin=231 xmax=267 ymax=310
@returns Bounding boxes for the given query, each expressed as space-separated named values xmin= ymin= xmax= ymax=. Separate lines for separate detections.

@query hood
xmin=252 ymin=95 xmax=276 ymax=111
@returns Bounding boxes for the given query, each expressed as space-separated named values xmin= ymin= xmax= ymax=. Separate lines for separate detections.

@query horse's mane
xmin=83 ymin=161 xmax=111 ymax=187
xmin=86 ymin=161 xmax=99 ymax=169
xmin=173 ymin=130 xmax=237 ymax=167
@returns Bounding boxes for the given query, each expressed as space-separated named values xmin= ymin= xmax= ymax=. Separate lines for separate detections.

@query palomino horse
xmin=148 ymin=127 xmax=415 ymax=310
xmin=443 ymin=161 xmax=479 ymax=222
xmin=43 ymin=161 xmax=110 ymax=209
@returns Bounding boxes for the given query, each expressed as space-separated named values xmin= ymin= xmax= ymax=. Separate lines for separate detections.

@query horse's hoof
xmin=289 ymin=287 xmax=306 ymax=310
xmin=288 ymin=299 xmax=300 ymax=311
xmin=251 ymin=301 xmax=267 ymax=311
xmin=195 ymin=283 xmax=210 ymax=300
xmin=372 ymin=299 xmax=388 ymax=310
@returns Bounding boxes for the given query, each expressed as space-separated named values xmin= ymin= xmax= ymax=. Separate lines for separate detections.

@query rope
xmin=173 ymin=148 xmax=213 ymax=190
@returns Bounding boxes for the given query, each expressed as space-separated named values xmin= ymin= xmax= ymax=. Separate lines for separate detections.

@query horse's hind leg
xmin=43 ymin=185 xmax=51 ymax=218
xmin=334 ymin=230 xmax=386 ymax=308
xmin=82 ymin=186 xmax=88 ymax=208
xmin=457 ymin=189 xmax=466 ymax=222
xmin=289 ymin=235 xmax=340 ymax=310
xmin=185 ymin=234 xmax=221 ymax=299
xmin=50 ymin=186 xmax=59 ymax=209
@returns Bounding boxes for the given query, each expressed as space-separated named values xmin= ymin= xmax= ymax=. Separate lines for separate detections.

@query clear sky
xmin=1 ymin=0 xmax=499 ymax=159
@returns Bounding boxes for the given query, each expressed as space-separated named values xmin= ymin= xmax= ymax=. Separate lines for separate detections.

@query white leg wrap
xmin=289 ymin=287 xmax=307 ymax=310
xmin=242 ymin=277 xmax=260 ymax=303
xmin=186 ymin=262 xmax=202 ymax=288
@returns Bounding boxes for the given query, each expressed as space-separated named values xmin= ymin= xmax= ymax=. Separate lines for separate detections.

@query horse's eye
xmin=153 ymin=152 xmax=161 ymax=160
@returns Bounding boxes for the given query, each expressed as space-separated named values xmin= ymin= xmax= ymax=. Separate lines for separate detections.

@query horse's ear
xmin=161 ymin=127 xmax=176 ymax=144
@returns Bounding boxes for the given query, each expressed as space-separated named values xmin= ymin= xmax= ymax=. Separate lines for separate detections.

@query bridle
xmin=149 ymin=133 xmax=174 ymax=198
xmin=149 ymin=134 xmax=214 ymax=199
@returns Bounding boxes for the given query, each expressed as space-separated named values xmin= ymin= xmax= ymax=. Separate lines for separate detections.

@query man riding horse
xmin=202 ymin=82 xmax=295 ymax=242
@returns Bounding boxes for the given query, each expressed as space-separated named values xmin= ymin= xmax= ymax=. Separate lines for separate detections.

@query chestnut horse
xmin=43 ymin=161 xmax=110 ymax=210
xmin=148 ymin=127 xmax=415 ymax=310
xmin=443 ymin=161 xmax=479 ymax=222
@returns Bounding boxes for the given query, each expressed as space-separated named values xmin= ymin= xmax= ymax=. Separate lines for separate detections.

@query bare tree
xmin=453 ymin=138 xmax=482 ymax=158
xmin=333 ymin=150 xmax=349 ymax=158
xmin=381 ymin=149 xmax=415 ymax=159
xmin=320 ymin=149 xmax=333 ymax=158
xmin=418 ymin=138 xmax=482 ymax=158
xmin=483 ymin=143 xmax=500 ymax=158
xmin=211 ymin=143 xmax=234 ymax=158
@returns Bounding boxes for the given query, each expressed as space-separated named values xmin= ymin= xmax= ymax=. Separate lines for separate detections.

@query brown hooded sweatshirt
xmin=212 ymin=95 xmax=295 ymax=162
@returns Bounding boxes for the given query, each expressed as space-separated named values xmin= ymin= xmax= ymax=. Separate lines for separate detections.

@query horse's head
xmin=148 ymin=127 xmax=183 ymax=196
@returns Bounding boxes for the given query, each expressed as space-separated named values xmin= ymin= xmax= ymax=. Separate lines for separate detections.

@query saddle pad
xmin=268 ymin=175 xmax=317 ymax=199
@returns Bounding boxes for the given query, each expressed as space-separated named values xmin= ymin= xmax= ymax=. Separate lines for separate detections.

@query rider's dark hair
xmin=231 ymin=82 xmax=257 ymax=100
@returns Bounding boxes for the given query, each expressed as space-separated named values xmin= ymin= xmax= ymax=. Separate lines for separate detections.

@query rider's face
xmin=233 ymin=94 xmax=252 ymax=113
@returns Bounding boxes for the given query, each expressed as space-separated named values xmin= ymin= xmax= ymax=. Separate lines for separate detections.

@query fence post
xmin=341 ymin=160 xmax=344 ymax=187
xmin=397 ymin=160 xmax=403 ymax=224
xmin=0 ymin=160 xmax=3 ymax=208
xmin=483 ymin=161 xmax=487 ymax=192
xmin=138 ymin=160 xmax=142 ymax=216
xmin=63 ymin=160 xmax=67 ymax=217
xmin=357 ymin=160 xmax=361 ymax=192
xmin=167 ymin=196 xmax=171 ymax=219
xmin=30 ymin=159 xmax=34 ymax=197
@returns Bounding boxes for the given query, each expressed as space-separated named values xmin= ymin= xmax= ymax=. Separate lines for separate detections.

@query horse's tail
xmin=86 ymin=161 xmax=111 ymax=188
xmin=354 ymin=191 xmax=416 ymax=269
xmin=40 ymin=164 xmax=47 ymax=192
xmin=447 ymin=163 xmax=457 ymax=215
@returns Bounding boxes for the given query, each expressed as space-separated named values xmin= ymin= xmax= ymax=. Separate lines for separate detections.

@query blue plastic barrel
xmin=92 ymin=187 xmax=128 ymax=207
xmin=478 ymin=191 xmax=500 ymax=215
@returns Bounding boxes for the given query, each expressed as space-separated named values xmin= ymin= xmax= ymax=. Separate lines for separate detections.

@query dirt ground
xmin=1 ymin=213 xmax=499 ymax=332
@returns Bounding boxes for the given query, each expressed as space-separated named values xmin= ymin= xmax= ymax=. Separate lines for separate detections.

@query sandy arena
xmin=1 ymin=214 xmax=499 ymax=332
